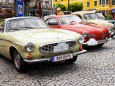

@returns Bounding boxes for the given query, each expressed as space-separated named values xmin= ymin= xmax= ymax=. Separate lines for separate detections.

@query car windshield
xmin=60 ymin=15 xmax=82 ymax=25
xmin=6 ymin=17 xmax=48 ymax=31
xmin=96 ymin=13 xmax=105 ymax=19
xmin=84 ymin=13 xmax=98 ymax=19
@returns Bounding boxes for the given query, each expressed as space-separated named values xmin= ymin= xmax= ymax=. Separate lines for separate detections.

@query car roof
xmin=46 ymin=14 xmax=72 ymax=18
xmin=44 ymin=14 xmax=74 ymax=20
xmin=72 ymin=11 xmax=95 ymax=15
xmin=4 ymin=16 xmax=40 ymax=21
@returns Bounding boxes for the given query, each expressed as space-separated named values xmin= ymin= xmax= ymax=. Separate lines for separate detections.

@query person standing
xmin=56 ymin=7 xmax=64 ymax=15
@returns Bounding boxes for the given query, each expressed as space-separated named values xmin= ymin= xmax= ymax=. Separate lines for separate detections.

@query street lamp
xmin=68 ymin=0 xmax=70 ymax=14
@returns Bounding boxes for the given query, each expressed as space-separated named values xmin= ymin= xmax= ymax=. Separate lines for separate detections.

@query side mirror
xmin=48 ymin=21 xmax=58 ymax=25
xmin=0 ymin=27 xmax=4 ymax=32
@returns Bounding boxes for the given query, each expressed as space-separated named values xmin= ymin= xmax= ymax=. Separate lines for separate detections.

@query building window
xmin=102 ymin=0 xmax=105 ymax=5
xmin=55 ymin=0 xmax=57 ymax=2
xmin=87 ymin=2 xmax=90 ymax=7
xmin=112 ymin=0 xmax=115 ymax=5
xmin=106 ymin=0 xmax=109 ymax=5
xmin=94 ymin=1 xmax=97 ymax=6
xmin=100 ymin=0 xmax=109 ymax=5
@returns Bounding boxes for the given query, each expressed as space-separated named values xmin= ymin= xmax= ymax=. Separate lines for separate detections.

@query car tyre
xmin=66 ymin=56 xmax=77 ymax=64
xmin=96 ymin=43 xmax=104 ymax=48
xmin=111 ymin=34 xmax=114 ymax=38
xmin=13 ymin=50 xmax=26 ymax=73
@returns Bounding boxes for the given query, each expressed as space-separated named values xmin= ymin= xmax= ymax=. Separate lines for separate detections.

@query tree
xmin=69 ymin=3 xmax=83 ymax=12
xmin=55 ymin=4 xmax=66 ymax=11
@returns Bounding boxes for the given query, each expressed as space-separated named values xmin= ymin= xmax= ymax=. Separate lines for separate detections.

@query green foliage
xmin=55 ymin=4 xmax=66 ymax=11
xmin=69 ymin=3 xmax=83 ymax=12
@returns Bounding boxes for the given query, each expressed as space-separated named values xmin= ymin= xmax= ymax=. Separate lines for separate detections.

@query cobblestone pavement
xmin=1 ymin=38 xmax=115 ymax=86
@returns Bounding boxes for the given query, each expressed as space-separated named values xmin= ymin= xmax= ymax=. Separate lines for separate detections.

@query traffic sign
xmin=112 ymin=9 xmax=115 ymax=13
xmin=16 ymin=0 xmax=25 ymax=17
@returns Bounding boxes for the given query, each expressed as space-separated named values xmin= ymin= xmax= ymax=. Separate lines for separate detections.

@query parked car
xmin=95 ymin=12 xmax=115 ymax=24
xmin=44 ymin=15 xmax=112 ymax=47
xmin=0 ymin=17 xmax=86 ymax=72
xmin=72 ymin=11 xmax=115 ymax=36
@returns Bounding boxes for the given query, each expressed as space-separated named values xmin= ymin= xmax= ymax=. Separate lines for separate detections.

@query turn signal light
xmin=80 ymin=45 xmax=83 ymax=51
xmin=28 ymin=53 xmax=33 ymax=59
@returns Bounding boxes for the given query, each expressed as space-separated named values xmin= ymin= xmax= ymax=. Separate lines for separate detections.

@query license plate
xmin=52 ymin=54 xmax=73 ymax=62
xmin=87 ymin=38 xmax=98 ymax=46
xmin=98 ymin=39 xmax=106 ymax=44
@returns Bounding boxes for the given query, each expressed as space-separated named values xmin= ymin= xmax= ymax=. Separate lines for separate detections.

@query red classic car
xmin=44 ymin=15 xmax=112 ymax=47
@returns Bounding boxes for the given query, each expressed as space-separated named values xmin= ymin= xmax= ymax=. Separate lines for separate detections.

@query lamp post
xmin=68 ymin=0 xmax=70 ymax=14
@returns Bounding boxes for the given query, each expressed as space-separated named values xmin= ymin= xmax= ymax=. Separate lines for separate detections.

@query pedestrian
xmin=56 ymin=7 xmax=64 ymax=15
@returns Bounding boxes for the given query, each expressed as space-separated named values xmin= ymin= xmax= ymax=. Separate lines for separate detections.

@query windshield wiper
xmin=8 ymin=28 xmax=20 ymax=31
xmin=22 ymin=26 xmax=37 ymax=28
xmin=22 ymin=26 xmax=48 ymax=29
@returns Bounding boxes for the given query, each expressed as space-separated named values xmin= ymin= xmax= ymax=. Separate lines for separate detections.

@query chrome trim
xmin=73 ymin=50 xmax=87 ymax=56
xmin=23 ymin=50 xmax=87 ymax=63
xmin=39 ymin=39 xmax=76 ymax=47
xmin=23 ymin=58 xmax=51 ymax=63
xmin=39 ymin=40 xmax=77 ymax=53
xmin=0 ymin=38 xmax=23 ymax=46
xmin=82 ymin=38 xmax=111 ymax=46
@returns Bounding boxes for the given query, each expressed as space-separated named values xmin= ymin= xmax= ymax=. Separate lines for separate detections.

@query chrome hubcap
xmin=14 ymin=53 xmax=21 ymax=69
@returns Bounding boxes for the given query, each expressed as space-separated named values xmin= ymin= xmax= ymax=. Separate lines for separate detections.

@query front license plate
xmin=98 ymin=39 xmax=106 ymax=44
xmin=52 ymin=54 xmax=73 ymax=62
xmin=87 ymin=38 xmax=98 ymax=46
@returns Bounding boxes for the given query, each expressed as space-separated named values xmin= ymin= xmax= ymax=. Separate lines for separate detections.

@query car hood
xmin=64 ymin=23 xmax=104 ymax=34
xmin=86 ymin=19 xmax=114 ymax=28
xmin=5 ymin=29 xmax=80 ymax=45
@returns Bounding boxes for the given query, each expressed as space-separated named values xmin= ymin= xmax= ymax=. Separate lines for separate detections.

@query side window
xmin=60 ymin=17 xmax=68 ymax=25
xmin=84 ymin=14 xmax=90 ymax=19
xmin=47 ymin=18 xmax=58 ymax=26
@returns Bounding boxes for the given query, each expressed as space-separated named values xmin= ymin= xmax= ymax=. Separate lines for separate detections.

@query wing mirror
xmin=0 ymin=27 xmax=4 ymax=32
xmin=48 ymin=21 xmax=58 ymax=25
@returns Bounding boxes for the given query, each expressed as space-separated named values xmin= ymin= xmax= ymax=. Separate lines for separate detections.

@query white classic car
xmin=0 ymin=17 xmax=86 ymax=72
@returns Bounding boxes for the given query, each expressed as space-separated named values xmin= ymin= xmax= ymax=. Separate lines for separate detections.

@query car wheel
xmin=66 ymin=56 xmax=77 ymax=64
xmin=13 ymin=50 xmax=26 ymax=73
xmin=111 ymin=34 xmax=114 ymax=38
xmin=96 ymin=43 xmax=104 ymax=48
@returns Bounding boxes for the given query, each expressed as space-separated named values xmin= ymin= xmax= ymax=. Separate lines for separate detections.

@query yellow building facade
xmin=53 ymin=0 xmax=83 ymax=8
xmin=83 ymin=0 xmax=115 ymax=12
xmin=53 ymin=0 xmax=115 ymax=13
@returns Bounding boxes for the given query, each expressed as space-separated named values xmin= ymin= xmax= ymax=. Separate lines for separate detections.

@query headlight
xmin=108 ymin=29 xmax=112 ymax=34
xmin=83 ymin=32 xmax=88 ymax=38
xmin=25 ymin=42 xmax=35 ymax=52
xmin=78 ymin=36 xmax=84 ymax=44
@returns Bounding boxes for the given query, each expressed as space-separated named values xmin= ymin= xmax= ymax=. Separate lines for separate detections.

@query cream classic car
xmin=0 ymin=17 xmax=86 ymax=72
xmin=72 ymin=11 xmax=115 ymax=37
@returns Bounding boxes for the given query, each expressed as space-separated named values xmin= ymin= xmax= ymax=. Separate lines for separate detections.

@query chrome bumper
xmin=82 ymin=38 xmax=112 ymax=46
xmin=73 ymin=49 xmax=87 ymax=56
xmin=23 ymin=49 xmax=87 ymax=63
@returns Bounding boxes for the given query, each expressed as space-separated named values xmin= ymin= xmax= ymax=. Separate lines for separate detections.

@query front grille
xmin=40 ymin=41 xmax=76 ymax=53
xmin=88 ymin=34 xmax=96 ymax=37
